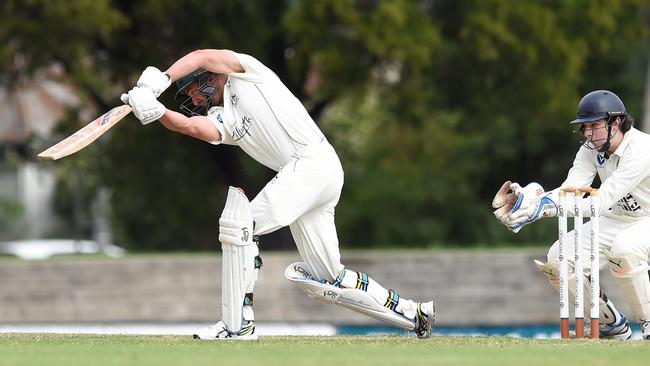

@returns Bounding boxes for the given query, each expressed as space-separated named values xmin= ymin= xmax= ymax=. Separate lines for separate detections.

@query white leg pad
xmin=534 ymin=259 xmax=614 ymax=323
xmin=609 ymin=254 xmax=650 ymax=321
xmin=219 ymin=187 xmax=259 ymax=333
xmin=285 ymin=262 xmax=415 ymax=330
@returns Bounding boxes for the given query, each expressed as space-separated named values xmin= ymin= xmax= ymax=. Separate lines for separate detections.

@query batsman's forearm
xmin=159 ymin=109 xmax=192 ymax=133
xmin=159 ymin=109 xmax=222 ymax=143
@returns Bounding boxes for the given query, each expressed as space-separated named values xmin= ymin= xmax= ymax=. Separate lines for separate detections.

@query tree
xmin=2 ymin=0 xmax=648 ymax=249
xmin=285 ymin=0 xmax=650 ymax=246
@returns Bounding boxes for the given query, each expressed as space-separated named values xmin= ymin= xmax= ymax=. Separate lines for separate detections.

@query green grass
xmin=2 ymin=334 xmax=649 ymax=366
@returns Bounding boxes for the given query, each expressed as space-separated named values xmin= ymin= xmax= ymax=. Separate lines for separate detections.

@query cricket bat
xmin=37 ymin=104 xmax=132 ymax=161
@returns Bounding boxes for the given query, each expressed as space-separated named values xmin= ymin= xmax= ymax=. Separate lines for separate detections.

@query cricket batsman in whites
xmin=492 ymin=90 xmax=650 ymax=340
xmin=121 ymin=49 xmax=435 ymax=340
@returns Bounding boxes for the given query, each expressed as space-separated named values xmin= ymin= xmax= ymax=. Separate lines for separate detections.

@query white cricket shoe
xmin=642 ymin=321 xmax=650 ymax=340
xmin=599 ymin=314 xmax=632 ymax=340
xmin=192 ymin=320 xmax=258 ymax=340
xmin=414 ymin=301 xmax=436 ymax=339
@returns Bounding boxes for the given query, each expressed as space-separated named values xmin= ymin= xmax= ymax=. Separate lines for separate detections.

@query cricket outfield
xmin=2 ymin=334 xmax=649 ymax=366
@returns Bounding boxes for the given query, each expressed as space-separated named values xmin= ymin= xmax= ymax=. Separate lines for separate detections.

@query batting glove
xmin=121 ymin=86 xmax=166 ymax=125
xmin=136 ymin=66 xmax=171 ymax=98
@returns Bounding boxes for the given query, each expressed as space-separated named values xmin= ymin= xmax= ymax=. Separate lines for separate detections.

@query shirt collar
xmin=610 ymin=127 xmax=636 ymax=157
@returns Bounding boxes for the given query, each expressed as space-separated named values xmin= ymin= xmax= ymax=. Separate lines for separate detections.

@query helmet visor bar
xmin=176 ymin=73 xmax=218 ymax=117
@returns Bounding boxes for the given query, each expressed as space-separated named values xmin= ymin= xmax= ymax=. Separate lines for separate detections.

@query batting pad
xmin=219 ymin=187 xmax=259 ymax=333
xmin=285 ymin=262 xmax=415 ymax=330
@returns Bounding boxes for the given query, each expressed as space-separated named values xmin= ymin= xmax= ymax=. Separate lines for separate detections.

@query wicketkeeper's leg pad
xmin=609 ymin=253 xmax=650 ymax=322
xmin=219 ymin=187 xmax=261 ymax=334
xmin=285 ymin=262 xmax=415 ymax=330
xmin=534 ymin=259 xmax=622 ymax=324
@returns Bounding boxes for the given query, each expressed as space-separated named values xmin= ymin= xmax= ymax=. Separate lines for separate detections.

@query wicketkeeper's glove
xmin=503 ymin=182 xmax=557 ymax=233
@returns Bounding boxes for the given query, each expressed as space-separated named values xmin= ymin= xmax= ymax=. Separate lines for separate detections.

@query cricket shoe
xmin=192 ymin=320 xmax=258 ymax=340
xmin=414 ymin=301 xmax=436 ymax=339
xmin=599 ymin=314 xmax=632 ymax=340
xmin=642 ymin=320 xmax=650 ymax=340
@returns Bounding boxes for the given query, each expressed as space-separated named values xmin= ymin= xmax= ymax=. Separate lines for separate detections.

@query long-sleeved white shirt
xmin=206 ymin=52 xmax=325 ymax=172
xmin=551 ymin=128 xmax=650 ymax=218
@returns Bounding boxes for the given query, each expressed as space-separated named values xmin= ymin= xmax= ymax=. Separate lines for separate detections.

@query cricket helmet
xmin=174 ymin=68 xmax=219 ymax=116
xmin=570 ymin=90 xmax=627 ymax=125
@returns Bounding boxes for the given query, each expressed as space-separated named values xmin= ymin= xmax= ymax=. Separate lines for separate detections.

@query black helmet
xmin=174 ymin=68 xmax=208 ymax=97
xmin=174 ymin=68 xmax=218 ymax=116
xmin=570 ymin=90 xmax=626 ymax=125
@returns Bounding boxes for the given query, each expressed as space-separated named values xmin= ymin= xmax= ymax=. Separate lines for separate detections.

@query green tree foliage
xmin=0 ymin=0 xmax=128 ymax=88
xmin=433 ymin=0 xmax=648 ymax=244
xmin=285 ymin=0 xmax=649 ymax=246
xmin=14 ymin=0 xmax=288 ymax=250
xmin=1 ymin=0 xmax=648 ymax=249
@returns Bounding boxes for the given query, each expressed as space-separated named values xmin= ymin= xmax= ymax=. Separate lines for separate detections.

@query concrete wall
xmin=0 ymin=250 xmax=629 ymax=326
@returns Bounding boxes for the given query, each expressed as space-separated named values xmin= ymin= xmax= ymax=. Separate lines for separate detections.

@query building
xmin=0 ymin=66 xmax=80 ymax=239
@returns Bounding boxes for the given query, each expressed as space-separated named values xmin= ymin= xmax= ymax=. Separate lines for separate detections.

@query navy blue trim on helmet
xmin=569 ymin=90 xmax=627 ymax=125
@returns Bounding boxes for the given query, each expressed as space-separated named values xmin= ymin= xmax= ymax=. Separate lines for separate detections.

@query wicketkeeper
xmin=122 ymin=49 xmax=435 ymax=340
xmin=492 ymin=90 xmax=650 ymax=340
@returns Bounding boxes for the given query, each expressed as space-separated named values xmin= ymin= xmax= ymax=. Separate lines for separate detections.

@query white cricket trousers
xmin=251 ymin=140 xmax=345 ymax=281
xmin=547 ymin=213 xmax=650 ymax=270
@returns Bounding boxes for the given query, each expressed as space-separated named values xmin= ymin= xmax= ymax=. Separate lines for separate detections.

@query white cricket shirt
xmin=558 ymin=128 xmax=650 ymax=217
xmin=207 ymin=52 xmax=325 ymax=172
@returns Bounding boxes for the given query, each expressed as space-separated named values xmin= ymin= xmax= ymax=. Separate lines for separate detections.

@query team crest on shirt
xmin=230 ymin=93 xmax=239 ymax=108
xmin=618 ymin=193 xmax=641 ymax=212
xmin=596 ymin=154 xmax=606 ymax=166
xmin=232 ymin=116 xmax=253 ymax=141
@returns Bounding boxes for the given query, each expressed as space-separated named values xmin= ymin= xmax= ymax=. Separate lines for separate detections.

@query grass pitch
xmin=1 ymin=334 xmax=649 ymax=366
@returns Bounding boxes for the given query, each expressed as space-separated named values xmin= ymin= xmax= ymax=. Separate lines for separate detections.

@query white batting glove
xmin=121 ymin=86 xmax=166 ymax=125
xmin=136 ymin=66 xmax=171 ymax=98
xmin=503 ymin=182 xmax=557 ymax=233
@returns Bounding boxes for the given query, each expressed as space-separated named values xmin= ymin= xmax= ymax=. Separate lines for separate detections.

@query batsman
xmin=493 ymin=90 xmax=650 ymax=340
xmin=121 ymin=49 xmax=435 ymax=340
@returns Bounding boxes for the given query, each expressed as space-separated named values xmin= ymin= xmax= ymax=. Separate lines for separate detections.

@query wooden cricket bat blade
xmin=37 ymin=105 xmax=132 ymax=161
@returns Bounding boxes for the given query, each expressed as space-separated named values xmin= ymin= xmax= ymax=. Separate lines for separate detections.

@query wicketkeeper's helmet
xmin=570 ymin=90 xmax=627 ymax=125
